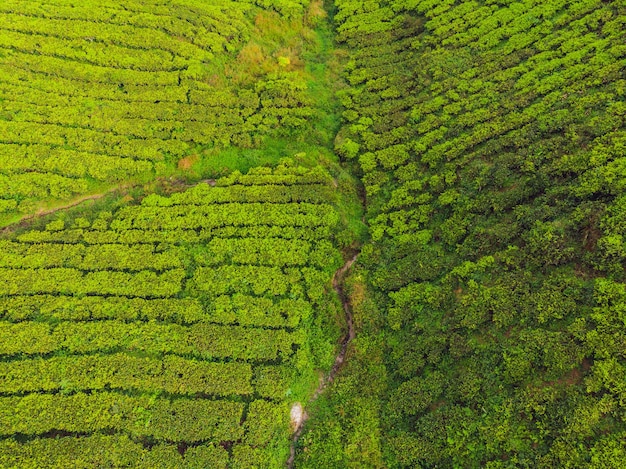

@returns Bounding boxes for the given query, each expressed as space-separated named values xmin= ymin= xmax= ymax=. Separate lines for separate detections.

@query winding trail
xmin=286 ymin=251 xmax=360 ymax=468
xmin=1 ymin=184 xmax=132 ymax=234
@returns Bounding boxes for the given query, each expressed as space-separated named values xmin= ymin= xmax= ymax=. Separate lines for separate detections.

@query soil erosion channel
xmin=287 ymin=251 xmax=360 ymax=468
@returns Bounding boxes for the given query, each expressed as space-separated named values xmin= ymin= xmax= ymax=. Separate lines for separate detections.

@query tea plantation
xmin=1 ymin=0 xmax=626 ymax=467
xmin=300 ymin=0 xmax=626 ymax=467
xmin=0 ymin=0 xmax=318 ymax=220
xmin=0 ymin=163 xmax=346 ymax=468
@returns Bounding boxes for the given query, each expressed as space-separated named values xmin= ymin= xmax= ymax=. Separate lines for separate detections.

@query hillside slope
xmin=299 ymin=0 xmax=626 ymax=467
xmin=0 ymin=0 xmax=324 ymax=224
xmin=0 ymin=163 xmax=352 ymax=468
xmin=2 ymin=0 xmax=626 ymax=467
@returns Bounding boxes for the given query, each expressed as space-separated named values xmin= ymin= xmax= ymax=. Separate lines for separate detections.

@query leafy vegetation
xmin=298 ymin=0 xmax=626 ymax=467
xmin=0 ymin=162 xmax=356 ymax=468
xmin=0 ymin=0 xmax=330 ymax=224
xmin=1 ymin=0 xmax=626 ymax=467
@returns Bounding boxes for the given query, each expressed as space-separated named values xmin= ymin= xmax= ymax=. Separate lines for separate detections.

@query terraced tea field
xmin=0 ymin=0 xmax=315 ymax=220
xmin=4 ymin=0 xmax=625 ymax=467
xmin=0 ymin=164 xmax=345 ymax=468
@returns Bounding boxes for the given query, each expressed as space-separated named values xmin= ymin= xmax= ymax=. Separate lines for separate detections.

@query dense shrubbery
xmin=300 ymin=0 xmax=626 ymax=467
xmin=0 ymin=163 xmax=345 ymax=467
xmin=0 ymin=435 xmax=229 ymax=469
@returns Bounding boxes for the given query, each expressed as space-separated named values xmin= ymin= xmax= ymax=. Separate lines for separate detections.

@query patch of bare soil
xmin=177 ymin=154 xmax=199 ymax=170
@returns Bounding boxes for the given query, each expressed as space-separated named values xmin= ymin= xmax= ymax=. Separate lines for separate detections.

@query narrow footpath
xmin=286 ymin=251 xmax=360 ymax=468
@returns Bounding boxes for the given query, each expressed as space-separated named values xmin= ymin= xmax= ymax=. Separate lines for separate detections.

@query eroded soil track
xmin=0 ymin=184 xmax=133 ymax=235
xmin=286 ymin=251 xmax=359 ymax=468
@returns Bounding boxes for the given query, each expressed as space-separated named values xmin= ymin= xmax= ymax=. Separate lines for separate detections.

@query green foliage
xmin=299 ymin=0 xmax=626 ymax=466
xmin=0 ymin=435 xmax=229 ymax=469
xmin=0 ymin=354 xmax=253 ymax=396
xmin=7 ymin=0 xmax=626 ymax=466
xmin=0 ymin=1 xmax=360 ymax=466
xmin=297 ymin=269 xmax=387 ymax=469
xmin=0 ymin=0 xmax=328 ymax=222
xmin=0 ymin=164 xmax=353 ymax=467
xmin=0 ymin=392 xmax=244 ymax=441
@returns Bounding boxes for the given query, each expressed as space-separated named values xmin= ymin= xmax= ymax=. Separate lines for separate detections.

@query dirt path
xmin=0 ymin=185 xmax=133 ymax=234
xmin=286 ymin=251 xmax=359 ymax=468
xmin=23 ymin=192 xmax=116 ymax=220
